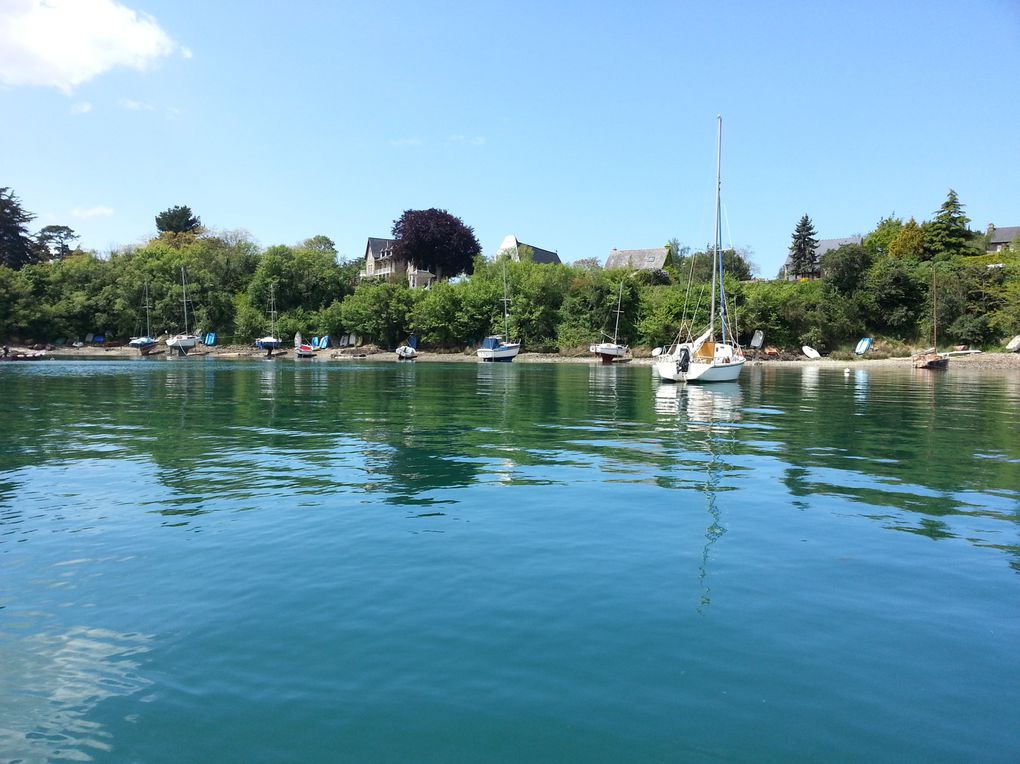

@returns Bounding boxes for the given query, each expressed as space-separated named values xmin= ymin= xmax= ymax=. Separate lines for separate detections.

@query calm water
xmin=1 ymin=359 xmax=1018 ymax=763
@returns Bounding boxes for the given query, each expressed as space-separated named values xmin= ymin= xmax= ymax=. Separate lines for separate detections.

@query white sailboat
xmin=128 ymin=279 xmax=157 ymax=354
xmin=654 ymin=117 xmax=745 ymax=383
xmin=294 ymin=332 xmax=315 ymax=358
xmin=476 ymin=259 xmax=521 ymax=362
xmin=166 ymin=266 xmax=200 ymax=355
xmin=255 ymin=283 xmax=283 ymax=355
xmin=590 ymin=279 xmax=628 ymax=363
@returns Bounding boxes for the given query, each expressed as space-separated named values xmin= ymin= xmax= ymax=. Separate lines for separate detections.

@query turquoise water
xmin=1 ymin=360 xmax=1018 ymax=762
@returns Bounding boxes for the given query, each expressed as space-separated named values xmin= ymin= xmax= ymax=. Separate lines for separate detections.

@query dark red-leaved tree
xmin=391 ymin=208 xmax=481 ymax=279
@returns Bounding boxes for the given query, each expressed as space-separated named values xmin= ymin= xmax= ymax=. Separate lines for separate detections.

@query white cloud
xmin=447 ymin=134 xmax=486 ymax=146
xmin=71 ymin=205 xmax=115 ymax=220
xmin=119 ymin=98 xmax=155 ymax=111
xmin=70 ymin=101 xmax=92 ymax=114
xmin=0 ymin=0 xmax=182 ymax=93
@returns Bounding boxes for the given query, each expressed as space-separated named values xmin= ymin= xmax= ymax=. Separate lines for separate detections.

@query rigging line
xmin=722 ymin=201 xmax=735 ymax=253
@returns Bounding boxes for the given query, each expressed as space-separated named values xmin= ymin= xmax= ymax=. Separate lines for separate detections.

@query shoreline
xmin=8 ymin=344 xmax=1020 ymax=370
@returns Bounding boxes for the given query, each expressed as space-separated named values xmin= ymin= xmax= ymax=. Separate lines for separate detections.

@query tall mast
xmin=143 ymin=279 xmax=151 ymax=337
xmin=269 ymin=282 xmax=277 ymax=337
xmin=502 ymin=259 xmax=510 ymax=339
xmin=181 ymin=266 xmax=189 ymax=334
xmin=709 ymin=116 xmax=722 ymax=342
xmin=612 ymin=279 xmax=623 ymax=343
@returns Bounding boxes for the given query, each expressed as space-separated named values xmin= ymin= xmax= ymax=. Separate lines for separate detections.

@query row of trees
xmin=1 ymin=188 xmax=1017 ymax=352
xmin=786 ymin=190 xmax=994 ymax=279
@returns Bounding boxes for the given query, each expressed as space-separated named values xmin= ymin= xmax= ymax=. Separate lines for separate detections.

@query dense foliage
xmin=156 ymin=205 xmax=202 ymax=234
xmin=0 ymin=187 xmax=42 ymax=269
xmin=391 ymin=208 xmax=481 ymax=279
xmin=1 ymin=189 xmax=1018 ymax=353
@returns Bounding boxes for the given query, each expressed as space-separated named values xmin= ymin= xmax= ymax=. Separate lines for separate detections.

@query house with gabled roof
xmin=986 ymin=225 xmax=1020 ymax=253
xmin=360 ymin=237 xmax=436 ymax=288
xmin=605 ymin=247 xmax=671 ymax=271
xmin=497 ymin=234 xmax=561 ymax=264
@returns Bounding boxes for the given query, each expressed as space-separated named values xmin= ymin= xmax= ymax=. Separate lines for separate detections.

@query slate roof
xmin=605 ymin=247 xmax=669 ymax=270
xmin=498 ymin=234 xmax=561 ymax=264
xmin=365 ymin=237 xmax=396 ymax=259
xmin=988 ymin=226 xmax=1020 ymax=245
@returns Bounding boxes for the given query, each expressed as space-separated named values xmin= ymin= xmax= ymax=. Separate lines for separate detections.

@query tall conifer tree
xmin=788 ymin=214 xmax=819 ymax=278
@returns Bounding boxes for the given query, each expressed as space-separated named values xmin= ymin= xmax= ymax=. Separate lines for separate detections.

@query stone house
xmin=360 ymin=237 xmax=436 ymax=289
xmin=986 ymin=225 xmax=1020 ymax=253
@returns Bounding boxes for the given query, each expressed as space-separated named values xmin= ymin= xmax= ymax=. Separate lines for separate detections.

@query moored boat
xmin=255 ymin=284 xmax=282 ymax=355
xmin=654 ymin=117 xmax=745 ymax=384
xmin=477 ymin=260 xmax=521 ymax=362
xmin=590 ymin=280 xmax=628 ymax=364
xmin=129 ymin=279 xmax=158 ymax=354
xmin=166 ymin=267 xmax=199 ymax=355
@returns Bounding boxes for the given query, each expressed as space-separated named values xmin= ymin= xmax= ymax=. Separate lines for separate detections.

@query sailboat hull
xmin=166 ymin=334 xmax=198 ymax=351
xmin=476 ymin=344 xmax=520 ymax=362
xmin=655 ymin=357 xmax=744 ymax=383
xmin=590 ymin=342 xmax=628 ymax=363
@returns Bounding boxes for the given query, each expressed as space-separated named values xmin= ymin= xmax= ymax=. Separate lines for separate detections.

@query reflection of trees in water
xmin=763 ymin=366 xmax=1020 ymax=570
xmin=3 ymin=363 xmax=1017 ymax=568
xmin=0 ymin=625 xmax=152 ymax=762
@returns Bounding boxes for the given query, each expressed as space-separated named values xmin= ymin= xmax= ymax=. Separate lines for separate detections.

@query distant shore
xmin=7 ymin=343 xmax=1019 ymax=370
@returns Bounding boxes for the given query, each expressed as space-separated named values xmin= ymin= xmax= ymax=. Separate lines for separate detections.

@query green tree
xmin=301 ymin=235 xmax=336 ymax=254
xmin=391 ymin=208 xmax=481 ymax=279
xmin=0 ymin=187 xmax=41 ymax=269
xmin=35 ymin=225 xmax=80 ymax=261
xmin=821 ymin=243 xmax=873 ymax=295
xmin=788 ymin=215 xmax=818 ymax=279
xmin=408 ymin=280 xmax=466 ymax=347
xmin=340 ymin=281 xmax=415 ymax=347
xmin=924 ymin=189 xmax=975 ymax=259
xmin=863 ymin=215 xmax=903 ymax=258
xmin=155 ymin=205 xmax=202 ymax=234
xmin=887 ymin=218 xmax=926 ymax=260
xmin=863 ymin=257 xmax=925 ymax=337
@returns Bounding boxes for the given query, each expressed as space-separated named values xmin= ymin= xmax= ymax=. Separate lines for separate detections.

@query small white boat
xmin=654 ymin=117 xmax=745 ymax=384
xmin=255 ymin=284 xmax=282 ymax=355
xmin=129 ymin=280 xmax=158 ymax=354
xmin=294 ymin=332 xmax=315 ymax=358
xmin=802 ymin=345 xmax=821 ymax=359
xmin=1006 ymin=335 xmax=1020 ymax=352
xmin=590 ymin=280 xmax=628 ymax=363
xmin=654 ymin=328 xmax=745 ymax=383
xmin=167 ymin=267 xmax=199 ymax=355
xmin=477 ymin=260 xmax=521 ymax=362
xmin=477 ymin=335 xmax=521 ymax=362
xmin=396 ymin=334 xmax=419 ymax=360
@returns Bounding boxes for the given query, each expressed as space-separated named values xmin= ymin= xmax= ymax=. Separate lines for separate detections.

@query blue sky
xmin=3 ymin=0 xmax=1019 ymax=277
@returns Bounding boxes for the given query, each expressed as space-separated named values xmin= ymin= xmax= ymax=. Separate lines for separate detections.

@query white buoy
xmin=844 ymin=368 xmax=850 ymax=374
